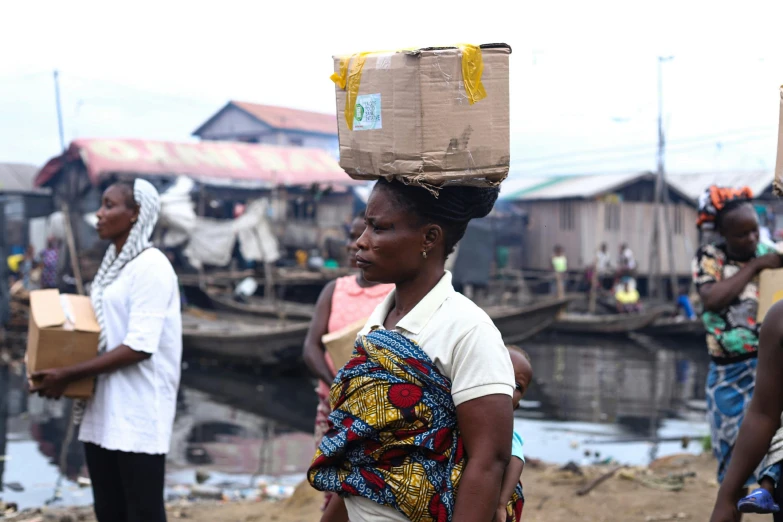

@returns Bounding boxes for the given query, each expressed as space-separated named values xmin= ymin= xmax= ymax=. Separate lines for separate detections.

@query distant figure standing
xmin=551 ymin=245 xmax=567 ymax=298
xmin=40 ymin=238 xmax=60 ymax=289
xmin=677 ymin=286 xmax=696 ymax=320
xmin=595 ymin=242 xmax=613 ymax=290
xmin=617 ymin=243 xmax=637 ymax=279
xmin=31 ymin=179 xmax=181 ymax=522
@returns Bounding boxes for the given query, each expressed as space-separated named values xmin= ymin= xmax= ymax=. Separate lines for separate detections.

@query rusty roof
xmin=194 ymin=101 xmax=337 ymax=137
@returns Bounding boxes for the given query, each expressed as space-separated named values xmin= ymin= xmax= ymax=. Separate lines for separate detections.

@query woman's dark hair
xmin=110 ymin=180 xmax=138 ymax=209
xmin=375 ymin=178 xmax=499 ymax=256
xmin=716 ymin=198 xmax=753 ymax=232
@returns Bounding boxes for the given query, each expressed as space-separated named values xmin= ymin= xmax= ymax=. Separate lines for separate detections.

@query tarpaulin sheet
xmin=35 ymin=138 xmax=358 ymax=189
xmin=182 ymin=199 xmax=280 ymax=269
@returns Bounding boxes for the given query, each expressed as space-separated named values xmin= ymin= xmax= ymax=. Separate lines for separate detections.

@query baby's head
xmin=507 ymin=345 xmax=533 ymax=410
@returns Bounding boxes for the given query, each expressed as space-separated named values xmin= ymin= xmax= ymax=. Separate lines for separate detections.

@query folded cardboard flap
xmin=30 ymin=289 xmax=67 ymax=329
xmin=322 ymin=317 xmax=367 ymax=371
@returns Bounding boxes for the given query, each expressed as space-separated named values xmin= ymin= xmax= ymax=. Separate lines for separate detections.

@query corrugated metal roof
xmin=0 ymin=163 xmax=40 ymax=192
xmin=35 ymin=138 xmax=357 ymax=189
xmin=500 ymin=172 xmax=649 ymax=201
xmin=231 ymin=101 xmax=337 ymax=136
xmin=665 ymin=171 xmax=773 ymax=201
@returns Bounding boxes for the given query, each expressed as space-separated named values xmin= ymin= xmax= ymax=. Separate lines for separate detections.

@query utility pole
xmin=648 ymin=56 xmax=677 ymax=300
xmin=54 ymin=70 xmax=66 ymax=152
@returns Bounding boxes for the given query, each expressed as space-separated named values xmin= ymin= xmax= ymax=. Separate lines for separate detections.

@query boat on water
xmin=182 ymin=295 xmax=572 ymax=367
xmin=181 ymin=309 xmax=309 ymax=366
xmin=552 ymin=308 xmax=665 ymax=334
xmin=640 ymin=317 xmax=704 ymax=338
xmin=485 ymin=297 xmax=572 ymax=344
xmin=205 ymin=286 xmax=314 ymax=321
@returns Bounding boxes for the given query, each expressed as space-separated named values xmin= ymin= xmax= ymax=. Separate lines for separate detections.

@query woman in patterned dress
xmin=693 ymin=187 xmax=783 ymax=513
xmin=303 ymin=212 xmax=394 ymax=508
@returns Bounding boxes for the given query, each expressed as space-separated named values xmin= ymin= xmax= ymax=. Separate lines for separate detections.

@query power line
xmin=512 ymin=127 xmax=774 ymax=165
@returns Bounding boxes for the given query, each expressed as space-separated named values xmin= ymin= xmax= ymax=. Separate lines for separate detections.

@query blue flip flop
xmin=738 ymin=488 xmax=780 ymax=514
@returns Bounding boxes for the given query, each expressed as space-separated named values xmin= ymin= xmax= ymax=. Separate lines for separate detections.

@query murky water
xmin=0 ymin=332 xmax=711 ymax=509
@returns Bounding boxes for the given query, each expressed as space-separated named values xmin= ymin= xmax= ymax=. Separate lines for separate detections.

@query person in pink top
xmin=302 ymin=211 xmax=393 ymax=509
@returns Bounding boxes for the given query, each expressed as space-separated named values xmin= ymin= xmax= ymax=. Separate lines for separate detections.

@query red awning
xmin=35 ymin=138 xmax=356 ymax=188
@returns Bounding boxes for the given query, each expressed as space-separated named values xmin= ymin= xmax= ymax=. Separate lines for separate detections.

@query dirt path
xmin=19 ymin=453 xmax=775 ymax=521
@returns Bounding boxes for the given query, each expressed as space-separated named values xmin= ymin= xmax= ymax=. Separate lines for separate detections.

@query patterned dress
xmin=692 ymin=241 xmax=781 ymax=485
xmin=309 ymin=329 xmax=524 ymax=522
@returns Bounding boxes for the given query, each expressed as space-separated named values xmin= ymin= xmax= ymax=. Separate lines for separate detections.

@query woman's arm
xmin=453 ymin=394 xmax=513 ymax=522
xmin=496 ymin=457 xmax=524 ymax=522
xmin=31 ymin=346 xmax=149 ymax=399
xmin=699 ymin=254 xmax=780 ymax=312
xmin=303 ymin=280 xmax=337 ymax=385
xmin=31 ymin=255 xmax=176 ymax=399
xmin=709 ymin=300 xmax=783 ymax=522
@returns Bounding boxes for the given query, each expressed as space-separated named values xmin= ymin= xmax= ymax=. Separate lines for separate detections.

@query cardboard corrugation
xmin=758 ymin=267 xmax=783 ymax=322
xmin=333 ymin=44 xmax=511 ymax=189
xmin=775 ymin=86 xmax=783 ymax=196
xmin=26 ymin=289 xmax=100 ymax=399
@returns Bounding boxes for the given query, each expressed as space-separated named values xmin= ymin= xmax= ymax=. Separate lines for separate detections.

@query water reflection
xmin=0 ymin=332 xmax=711 ymax=508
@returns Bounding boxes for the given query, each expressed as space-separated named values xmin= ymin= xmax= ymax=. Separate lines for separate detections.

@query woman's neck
xmin=354 ymin=271 xmax=378 ymax=288
xmin=390 ymin=267 xmax=446 ymax=320
xmin=112 ymin=232 xmax=130 ymax=253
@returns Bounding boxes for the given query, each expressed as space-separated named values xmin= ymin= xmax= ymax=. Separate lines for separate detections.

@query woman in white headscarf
xmin=32 ymin=179 xmax=182 ymax=522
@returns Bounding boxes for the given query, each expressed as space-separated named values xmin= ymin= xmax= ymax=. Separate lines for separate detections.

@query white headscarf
xmin=74 ymin=178 xmax=161 ymax=424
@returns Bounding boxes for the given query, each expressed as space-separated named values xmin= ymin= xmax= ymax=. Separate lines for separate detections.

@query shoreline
xmin=10 ymin=452 xmax=746 ymax=522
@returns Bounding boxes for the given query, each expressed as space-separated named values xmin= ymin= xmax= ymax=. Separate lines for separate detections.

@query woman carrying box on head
xmin=693 ymin=185 xmax=783 ymax=520
xmin=31 ymin=179 xmax=181 ymax=522
xmin=309 ymin=178 xmax=521 ymax=522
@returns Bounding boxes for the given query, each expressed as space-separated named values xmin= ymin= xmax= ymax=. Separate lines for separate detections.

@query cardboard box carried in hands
xmin=332 ymin=43 xmax=511 ymax=188
xmin=26 ymin=289 xmax=100 ymax=399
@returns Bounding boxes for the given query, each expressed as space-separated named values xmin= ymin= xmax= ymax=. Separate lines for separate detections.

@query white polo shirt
xmin=345 ymin=271 xmax=514 ymax=522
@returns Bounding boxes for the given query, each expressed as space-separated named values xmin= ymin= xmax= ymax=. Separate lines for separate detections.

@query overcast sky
xmin=2 ymin=0 xmax=783 ymax=178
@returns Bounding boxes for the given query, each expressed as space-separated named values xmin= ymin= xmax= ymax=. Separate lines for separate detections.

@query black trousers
xmin=84 ymin=442 xmax=167 ymax=522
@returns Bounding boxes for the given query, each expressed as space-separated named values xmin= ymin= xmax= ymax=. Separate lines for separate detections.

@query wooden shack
xmin=500 ymin=172 xmax=698 ymax=282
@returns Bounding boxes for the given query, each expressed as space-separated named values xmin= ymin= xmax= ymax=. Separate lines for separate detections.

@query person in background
xmin=40 ymin=238 xmax=60 ymax=289
xmin=617 ymin=243 xmax=636 ymax=279
xmin=677 ymin=286 xmax=697 ymax=320
xmin=31 ymin=179 xmax=181 ymax=522
xmin=309 ymin=179 xmax=521 ymax=522
xmin=551 ymin=245 xmax=567 ymax=297
xmin=302 ymin=211 xmax=394 ymax=512
xmin=496 ymin=346 xmax=533 ymax=522
xmin=595 ymin=242 xmax=613 ymax=291
xmin=20 ymin=245 xmax=36 ymax=290
xmin=693 ymin=186 xmax=783 ymax=520
xmin=615 ymin=279 xmax=642 ymax=314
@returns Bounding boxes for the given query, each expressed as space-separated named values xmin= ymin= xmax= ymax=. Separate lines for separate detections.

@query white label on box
xmin=375 ymin=55 xmax=392 ymax=70
xmin=354 ymin=94 xmax=382 ymax=131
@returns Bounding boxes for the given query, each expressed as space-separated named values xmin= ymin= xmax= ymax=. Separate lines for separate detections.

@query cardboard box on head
xmin=332 ymin=43 xmax=511 ymax=189
xmin=26 ymin=289 xmax=100 ymax=399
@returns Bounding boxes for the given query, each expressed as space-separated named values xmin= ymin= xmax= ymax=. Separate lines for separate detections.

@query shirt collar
xmin=366 ymin=271 xmax=455 ymax=335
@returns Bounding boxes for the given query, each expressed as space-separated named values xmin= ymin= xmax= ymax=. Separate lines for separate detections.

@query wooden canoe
xmin=485 ymin=297 xmax=572 ymax=344
xmin=205 ymin=287 xmax=314 ymax=321
xmin=181 ymin=309 xmax=309 ymax=365
xmin=553 ymin=309 xmax=665 ymax=334
xmin=640 ymin=317 xmax=704 ymax=337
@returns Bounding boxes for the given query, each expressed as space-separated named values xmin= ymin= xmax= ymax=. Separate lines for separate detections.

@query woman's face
xmin=355 ymin=186 xmax=430 ymax=284
xmin=95 ymin=184 xmax=138 ymax=241
xmin=721 ymin=205 xmax=759 ymax=260
xmin=346 ymin=217 xmax=365 ymax=269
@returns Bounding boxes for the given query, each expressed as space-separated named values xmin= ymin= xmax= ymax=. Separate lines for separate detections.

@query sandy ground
xmin=17 ymin=453 xmax=777 ymax=522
